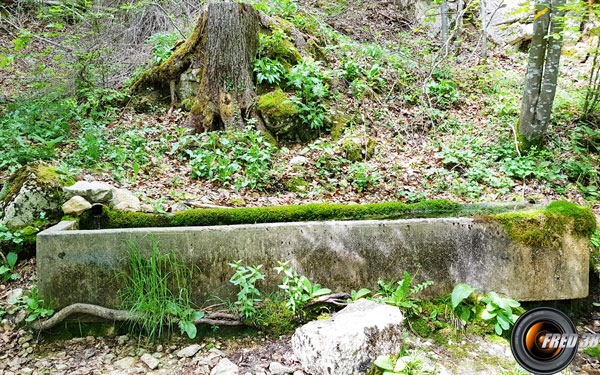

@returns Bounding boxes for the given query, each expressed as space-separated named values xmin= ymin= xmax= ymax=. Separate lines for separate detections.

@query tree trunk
xmin=480 ymin=0 xmax=487 ymax=62
xmin=186 ymin=2 xmax=261 ymax=132
xmin=440 ymin=0 xmax=449 ymax=53
xmin=517 ymin=0 xmax=565 ymax=148
xmin=454 ymin=0 xmax=464 ymax=54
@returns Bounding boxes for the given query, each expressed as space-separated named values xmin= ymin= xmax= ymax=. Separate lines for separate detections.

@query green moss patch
xmin=479 ymin=201 xmax=596 ymax=248
xmin=257 ymin=88 xmax=298 ymax=117
xmin=79 ymin=199 xmax=462 ymax=229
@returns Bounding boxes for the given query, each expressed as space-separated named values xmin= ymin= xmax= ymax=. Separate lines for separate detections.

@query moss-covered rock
xmin=129 ymin=90 xmax=167 ymax=113
xmin=344 ymin=137 xmax=377 ymax=162
xmin=0 ymin=162 xmax=62 ymax=228
xmin=258 ymin=88 xmax=318 ymax=143
xmin=285 ymin=177 xmax=310 ymax=193
xmin=329 ymin=113 xmax=352 ymax=140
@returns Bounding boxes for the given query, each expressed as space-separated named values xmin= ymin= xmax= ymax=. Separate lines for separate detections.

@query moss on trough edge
xmin=78 ymin=200 xmax=596 ymax=248
xmin=478 ymin=200 xmax=596 ymax=247
xmin=79 ymin=199 xmax=460 ymax=229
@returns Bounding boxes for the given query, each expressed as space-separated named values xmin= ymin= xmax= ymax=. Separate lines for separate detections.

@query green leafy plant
xmin=480 ymin=292 xmax=520 ymax=335
xmin=350 ymin=288 xmax=372 ymax=301
xmin=274 ymin=261 xmax=331 ymax=313
xmin=146 ymin=32 xmax=180 ymax=65
xmin=348 ymin=163 xmax=381 ymax=193
xmin=183 ymin=128 xmax=276 ymax=191
xmin=450 ymin=283 xmax=477 ymax=324
xmin=22 ymin=287 xmax=54 ymax=323
xmin=254 ymin=57 xmax=286 ymax=85
xmin=287 ymin=59 xmax=329 ymax=130
xmin=342 ymin=58 xmax=363 ymax=81
xmin=379 ymin=271 xmax=434 ymax=316
xmin=229 ymin=260 xmax=265 ymax=319
xmin=0 ymin=252 xmax=19 ymax=281
xmin=119 ymin=239 xmax=202 ymax=339
xmin=372 ymin=352 xmax=428 ymax=375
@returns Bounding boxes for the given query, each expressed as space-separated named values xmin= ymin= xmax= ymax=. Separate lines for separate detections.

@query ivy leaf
xmin=373 ymin=355 xmax=394 ymax=370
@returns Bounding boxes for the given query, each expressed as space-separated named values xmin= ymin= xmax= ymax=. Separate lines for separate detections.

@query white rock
xmin=210 ymin=358 xmax=239 ymax=375
xmin=171 ymin=202 xmax=191 ymax=212
xmin=63 ymin=181 xmax=114 ymax=203
xmin=113 ymin=356 xmax=136 ymax=369
xmin=140 ymin=353 xmax=160 ymax=370
xmin=177 ymin=344 xmax=202 ymax=358
xmin=290 ymin=156 xmax=308 ymax=166
xmin=269 ymin=362 xmax=294 ymax=374
xmin=140 ymin=203 xmax=156 ymax=213
xmin=62 ymin=196 xmax=92 ymax=216
xmin=110 ymin=189 xmax=140 ymax=212
xmin=6 ymin=288 xmax=23 ymax=305
xmin=292 ymin=299 xmax=404 ymax=375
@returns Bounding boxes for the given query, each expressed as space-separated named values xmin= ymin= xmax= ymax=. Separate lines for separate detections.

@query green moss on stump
xmin=79 ymin=199 xmax=461 ymax=229
xmin=479 ymin=201 xmax=596 ymax=248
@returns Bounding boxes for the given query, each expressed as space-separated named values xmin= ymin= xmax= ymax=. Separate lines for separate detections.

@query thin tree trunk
xmin=441 ymin=0 xmax=449 ymax=54
xmin=454 ymin=0 xmax=464 ymax=54
xmin=481 ymin=0 xmax=487 ymax=62
xmin=535 ymin=0 xmax=565 ymax=134
xmin=517 ymin=0 xmax=551 ymax=147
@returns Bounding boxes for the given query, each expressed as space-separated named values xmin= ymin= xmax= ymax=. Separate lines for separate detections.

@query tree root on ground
xmin=29 ymin=303 xmax=243 ymax=331
xmin=30 ymin=294 xmax=352 ymax=331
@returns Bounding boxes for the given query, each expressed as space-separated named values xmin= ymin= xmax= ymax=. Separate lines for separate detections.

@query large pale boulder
xmin=486 ymin=0 xmax=534 ymax=47
xmin=63 ymin=181 xmax=114 ymax=203
xmin=110 ymin=189 xmax=140 ymax=212
xmin=291 ymin=299 xmax=404 ymax=375
xmin=0 ymin=163 xmax=62 ymax=228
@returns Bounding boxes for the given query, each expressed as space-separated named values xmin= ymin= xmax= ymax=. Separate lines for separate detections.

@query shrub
xmin=287 ymin=59 xmax=329 ymax=130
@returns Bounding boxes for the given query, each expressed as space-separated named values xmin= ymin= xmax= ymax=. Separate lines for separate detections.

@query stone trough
xmin=36 ymin=201 xmax=595 ymax=309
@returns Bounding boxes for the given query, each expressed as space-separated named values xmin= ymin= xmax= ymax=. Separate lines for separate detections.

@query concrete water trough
xmin=36 ymin=200 xmax=596 ymax=309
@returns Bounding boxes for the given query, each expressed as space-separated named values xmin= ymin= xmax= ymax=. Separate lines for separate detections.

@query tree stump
xmin=187 ymin=2 xmax=261 ymax=132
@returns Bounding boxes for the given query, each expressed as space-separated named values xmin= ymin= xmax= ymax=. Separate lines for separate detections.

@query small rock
xmin=140 ymin=203 xmax=156 ymax=213
xmin=113 ymin=357 xmax=136 ymax=369
xmin=156 ymin=345 xmax=163 ymax=352
xmin=269 ymin=362 xmax=294 ymax=375
xmin=62 ymin=196 xmax=92 ymax=216
xmin=290 ymin=156 xmax=308 ymax=166
xmin=17 ymin=334 xmax=32 ymax=345
xmin=110 ymin=189 xmax=141 ymax=212
xmin=208 ymin=347 xmax=224 ymax=357
xmin=6 ymin=288 xmax=23 ymax=305
xmin=116 ymin=335 xmax=129 ymax=345
xmin=171 ymin=202 xmax=190 ymax=212
xmin=293 ymin=371 xmax=304 ymax=375
xmin=140 ymin=353 xmax=160 ymax=370
xmin=177 ymin=344 xmax=202 ymax=358
xmin=55 ymin=364 xmax=68 ymax=371
xmin=19 ymin=368 xmax=33 ymax=375
xmin=63 ymin=181 xmax=114 ymax=203
xmin=103 ymin=353 xmax=115 ymax=362
xmin=210 ymin=358 xmax=239 ymax=375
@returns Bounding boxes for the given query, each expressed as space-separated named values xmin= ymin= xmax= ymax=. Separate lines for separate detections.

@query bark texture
xmin=187 ymin=2 xmax=261 ymax=132
xmin=518 ymin=0 xmax=565 ymax=148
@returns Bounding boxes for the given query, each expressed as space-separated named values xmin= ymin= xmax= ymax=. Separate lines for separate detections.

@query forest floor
xmin=1 ymin=260 xmax=599 ymax=375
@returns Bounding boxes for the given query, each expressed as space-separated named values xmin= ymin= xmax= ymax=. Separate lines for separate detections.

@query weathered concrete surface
xmin=37 ymin=217 xmax=589 ymax=309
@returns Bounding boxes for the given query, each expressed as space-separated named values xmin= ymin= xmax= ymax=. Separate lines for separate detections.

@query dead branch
xmin=304 ymin=292 xmax=351 ymax=307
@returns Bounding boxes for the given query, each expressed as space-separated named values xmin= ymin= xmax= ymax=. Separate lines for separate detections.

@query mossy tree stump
xmin=188 ymin=2 xmax=262 ymax=132
xmin=132 ymin=2 xmax=267 ymax=133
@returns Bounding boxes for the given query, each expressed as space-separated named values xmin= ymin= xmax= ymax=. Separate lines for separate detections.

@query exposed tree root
xmin=30 ymin=294 xmax=351 ymax=331
xmin=29 ymin=303 xmax=243 ymax=331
